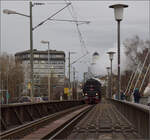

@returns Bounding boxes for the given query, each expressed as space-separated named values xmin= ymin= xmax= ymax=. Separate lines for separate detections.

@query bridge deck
xmin=64 ymin=101 xmax=142 ymax=140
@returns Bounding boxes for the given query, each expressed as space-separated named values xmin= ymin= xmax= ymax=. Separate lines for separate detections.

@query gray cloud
xmin=1 ymin=1 xmax=149 ymax=80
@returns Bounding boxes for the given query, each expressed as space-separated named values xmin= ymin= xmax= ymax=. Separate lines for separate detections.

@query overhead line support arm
xmin=32 ymin=3 xmax=71 ymax=31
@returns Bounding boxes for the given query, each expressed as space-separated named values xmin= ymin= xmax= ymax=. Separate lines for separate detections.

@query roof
xmin=86 ymin=78 xmax=101 ymax=85
xmin=15 ymin=49 xmax=65 ymax=56
xmin=93 ymin=52 xmax=99 ymax=56
xmin=109 ymin=4 xmax=128 ymax=8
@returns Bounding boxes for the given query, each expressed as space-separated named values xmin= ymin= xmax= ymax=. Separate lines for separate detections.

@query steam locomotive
xmin=83 ymin=78 xmax=101 ymax=104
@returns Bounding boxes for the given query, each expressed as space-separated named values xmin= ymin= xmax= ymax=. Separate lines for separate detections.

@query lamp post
xmin=68 ymin=51 xmax=76 ymax=100
xmin=73 ymin=67 xmax=75 ymax=100
xmin=106 ymin=67 xmax=110 ymax=98
xmin=50 ymin=66 xmax=54 ymax=100
xmin=107 ymin=51 xmax=116 ymax=98
xmin=41 ymin=40 xmax=50 ymax=101
xmin=29 ymin=1 xmax=34 ymax=100
xmin=109 ymin=4 xmax=128 ymax=100
xmin=72 ymin=67 xmax=79 ymax=100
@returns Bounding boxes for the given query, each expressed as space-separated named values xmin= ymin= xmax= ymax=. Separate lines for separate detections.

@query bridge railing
xmin=109 ymin=99 xmax=150 ymax=139
xmin=140 ymin=96 xmax=148 ymax=105
xmin=0 ymin=100 xmax=84 ymax=131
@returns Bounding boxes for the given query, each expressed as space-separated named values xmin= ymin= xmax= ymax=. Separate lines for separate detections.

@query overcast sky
xmin=1 ymin=0 xmax=149 ymax=80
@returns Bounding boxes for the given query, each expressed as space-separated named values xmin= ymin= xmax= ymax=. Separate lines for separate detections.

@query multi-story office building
xmin=15 ymin=49 xmax=65 ymax=98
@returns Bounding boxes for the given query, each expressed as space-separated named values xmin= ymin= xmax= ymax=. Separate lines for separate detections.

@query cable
xmin=139 ymin=64 xmax=150 ymax=92
xmin=48 ymin=18 xmax=90 ymax=24
xmin=124 ymin=70 xmax=135 ymax=95
xmin=127 ymin=63 xmax=141 ymax=95
xmin=133 ymin=48 xmax=150 ymax=91
xmin=71 ymin=53 xmax=89 ymax=65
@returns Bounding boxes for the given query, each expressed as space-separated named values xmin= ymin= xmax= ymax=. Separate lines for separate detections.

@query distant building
xmin=15 ymin=49 xmax=65 ymax=98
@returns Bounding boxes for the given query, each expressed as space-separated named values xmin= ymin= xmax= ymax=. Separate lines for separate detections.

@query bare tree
xmin=0 ymin=53 xmax=24 ymax=102
xmin=123 ymin=35 xmax=150 ymax=69
xmin=122 ymin=35 xmax=150 ymax=94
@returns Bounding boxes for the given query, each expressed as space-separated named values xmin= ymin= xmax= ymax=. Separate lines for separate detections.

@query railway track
xmin=0 ymin=104 xmax=88 ymax=140
xmin=50 ymin=100 xmax=143 ymax=140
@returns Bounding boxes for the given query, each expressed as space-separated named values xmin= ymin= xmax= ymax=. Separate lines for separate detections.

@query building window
xmin=24 ymin=60 xmax=30 ymax=64
xmin=27 ymin=54 xmax=30 ymax=58
xmin=51 ymin=62 xmax=56 ymax=64
xmin=34 ymin=54 xmax=39 ymax=58
xmin=34 ymin=60 xmax=39 ymax=64
xmin=22 ymin=54 xmax=28 ymax=59
xmin=55 ymin=55 xmax=64 ymax=58
xmin=39 ymin=60 xmax=46 ymax=64
xmin=50 ymin=55 xmax=56 ymax=58
xmin=40 ymin=54 xmax=48 ymax=58
xmin=57 ymin=61 xmax=64 ymax=64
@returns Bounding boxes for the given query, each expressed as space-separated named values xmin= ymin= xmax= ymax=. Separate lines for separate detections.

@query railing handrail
xmin=0 ymin=100 xmax=82 ymax=108
xmin=110 ymin=99 xmax=150 ymax=113
xmin=109 ymin=98 xmax=150 ymax=139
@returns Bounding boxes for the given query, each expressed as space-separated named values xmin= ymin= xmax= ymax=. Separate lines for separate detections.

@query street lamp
xmin=41 ymin=40 xmax=50 ymax=101
xmin=109 ymin=4 xmax=128 ymax=100
xmin=106 ymin=67 xmax=110 ymax=98
xmin=107 ymin=51 xmax=116 ymax=98
xmin=3 ymin=2 xmax=34 ymax=99
xmin=3 ymin=9 xmax=17 ymax=15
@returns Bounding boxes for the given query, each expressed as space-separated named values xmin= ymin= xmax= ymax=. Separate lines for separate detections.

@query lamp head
xmin=41 ymin=40 xmax=49 ymax=44
xmin=86 ymin=21 xmax=90 ymax=24
xmin=51 ymin=66 xmax=54 ymax=69
xmin=3 ymin=9 xmax=17 ymax=14
xmin=109 ymin=4 xmax=128 ymax=21
xmin=33 ymin=2 xmax=45 ymax=6
xmin=106 ymin=67 xmax=110 ymax=73
xmin=70 ymin=52 xmax=76 ymax=54
xmin=107 ymin=51 xmax=116 ymax=60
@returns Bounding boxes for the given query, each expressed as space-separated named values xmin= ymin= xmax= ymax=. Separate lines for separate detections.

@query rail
xmin=109 ymin=99 xmax=150 ymax=139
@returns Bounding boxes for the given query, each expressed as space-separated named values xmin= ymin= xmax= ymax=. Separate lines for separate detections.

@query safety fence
xmin=0 ymin=100 xmax=84 ymax=131
xmin=109 ymin=99 xmax=150 ymax=139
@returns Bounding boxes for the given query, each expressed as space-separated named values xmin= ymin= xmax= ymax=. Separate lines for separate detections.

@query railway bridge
xmin=0 ymin=99 xmax=149 ymax=140
xmin=1 ymin=1 xmax=150 ymax=140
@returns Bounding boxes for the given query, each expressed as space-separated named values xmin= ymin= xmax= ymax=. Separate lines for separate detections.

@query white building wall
xmin=18 ymin=51 xmax=65 ymax=92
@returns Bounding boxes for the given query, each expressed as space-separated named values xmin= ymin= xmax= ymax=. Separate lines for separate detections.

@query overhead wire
xmin=64 ymin=0 xmax=85 ymax=53
xmin=64 ymin=0 xmax=90 ymax=64
xmin=33 ymin=3 xmax=71 ymax=31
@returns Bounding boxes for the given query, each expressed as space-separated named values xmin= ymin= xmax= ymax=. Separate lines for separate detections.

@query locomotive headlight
xmin=96 ymin=93 xmax=98 ymax=96
xmin=85 ymin=93 xmax=88 ymax=96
